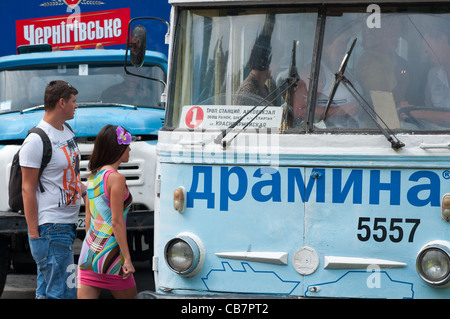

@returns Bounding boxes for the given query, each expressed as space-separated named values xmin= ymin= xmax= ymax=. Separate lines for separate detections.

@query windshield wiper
xmin=19 ymin=99 xmax=151 ymax=115
xmin=20 ymin=102 xmax=140 ymax=114
xmin=213 ymin=75 xmax=299 ymax=148
xmin=214 ymin=41 xmax=300 ymax=148
xmin=319 ymin=38 xmax=357 ymax=123
xmin=317 ymin=38 xmax=404 ymax=150
xmin=20 ymin=105 xmax=45 ymax=114
xmin=77 ymin=102 xmax=137 ymax=109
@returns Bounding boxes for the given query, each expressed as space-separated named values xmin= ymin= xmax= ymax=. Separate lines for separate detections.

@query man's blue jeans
xmin=28 ymin=223 xmax=77 ymax=299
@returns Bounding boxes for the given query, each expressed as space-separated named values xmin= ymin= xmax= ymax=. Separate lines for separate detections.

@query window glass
xmin=167 ymin=8 xmax=318 ymax=129
xmin=167 ymin=5 xmax=450 ymax=132
xmin=316 ymin=7 xmax=450 ymax=131
xmin=0 ymin=63 xmax=165 ymax=113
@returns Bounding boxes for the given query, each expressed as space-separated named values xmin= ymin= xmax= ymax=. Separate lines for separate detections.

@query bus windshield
xmin=0 ymin=63 xmax=165 ymax=113
xmin=167 ymin=5 xmax=450 ymax=133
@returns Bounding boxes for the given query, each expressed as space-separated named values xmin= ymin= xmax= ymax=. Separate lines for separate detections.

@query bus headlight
xmin=164 ymin=232 xmax=205 ymax=277
xmin=416 ymin=240 xmax=450 ymax=287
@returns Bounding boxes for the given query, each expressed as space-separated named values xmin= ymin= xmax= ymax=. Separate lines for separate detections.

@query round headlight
xmin=416 ymin=241 xmax=450 ymax=287
xmin=165 ymin=239 xmax=195 ymax=272
xmin=164 ymin=233 xmax=205 ymax=277
xmin=419 ymin=249 xmax=449 ymax=281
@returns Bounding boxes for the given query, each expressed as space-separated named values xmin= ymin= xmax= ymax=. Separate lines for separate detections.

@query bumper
xmin=0 ymin=212 xmax=27 ymax=234
xmin=0 ymin=210 xmax=154 ymax=235
xmin=136 ymin=290 xmax=293 ymax=299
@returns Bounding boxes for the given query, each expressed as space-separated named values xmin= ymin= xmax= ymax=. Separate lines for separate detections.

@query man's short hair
xmin=44 ymin=80 xmax=78 ymax=110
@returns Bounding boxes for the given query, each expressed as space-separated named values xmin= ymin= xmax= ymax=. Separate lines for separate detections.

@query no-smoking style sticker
xmin=185 ymin=106 xmax=204 ymax=128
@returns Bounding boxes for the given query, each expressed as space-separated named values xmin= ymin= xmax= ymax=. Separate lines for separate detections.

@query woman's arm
xmin=84 ymin=196 xmax=91 ymax=234
xmin=108 ymin=172 xmax=135 ymax=278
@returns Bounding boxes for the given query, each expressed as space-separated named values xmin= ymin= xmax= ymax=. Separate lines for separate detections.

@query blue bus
xmin=141 ymin=0 xmax=450 ymax=298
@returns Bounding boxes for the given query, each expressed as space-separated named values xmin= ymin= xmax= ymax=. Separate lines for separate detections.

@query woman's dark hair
xmin=88 ymin=125 xmax=130 ymax=173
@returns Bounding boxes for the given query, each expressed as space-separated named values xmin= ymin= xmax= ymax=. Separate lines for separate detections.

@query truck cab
xmin=0 ymin=46 xmax=167 ymax=295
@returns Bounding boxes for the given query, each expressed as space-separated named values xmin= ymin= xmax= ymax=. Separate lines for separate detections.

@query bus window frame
xmin=164 ymin=3 xmax=450 ymax=135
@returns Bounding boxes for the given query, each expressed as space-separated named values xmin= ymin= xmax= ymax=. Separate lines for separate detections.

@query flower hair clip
xmin=116 ymin=126 xmax=132 ymax=145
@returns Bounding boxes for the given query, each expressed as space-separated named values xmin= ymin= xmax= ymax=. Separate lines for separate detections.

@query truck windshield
xmin=167 ymin=6 xmax=450 ymax=132
xmin=0 ymin=63 xmax=165 ymax=113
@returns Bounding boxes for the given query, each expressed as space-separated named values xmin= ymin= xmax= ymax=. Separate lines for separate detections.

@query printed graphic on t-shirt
xmin=58 ymin=137 xmax=82 ymax=207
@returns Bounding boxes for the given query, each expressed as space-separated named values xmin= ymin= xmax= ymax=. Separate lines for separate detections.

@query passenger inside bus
xmin=395 ymin=16 xmax=450 ymax=127
xmin=234 ymin=34 xmax=277 ymax=106
xmin=423 ymin=20 xmax=450 ymax=109
xmin=356 ymin=16 xmax=409 ymax=105
xmin=355 ymin=15 xmax=410 ymax=128
xmin=228 ymin=11 xmax=450 ymax=132
xmin=297 ymin=17 xmax=361 ymax=128
xmin=101 ymin=74 xmax=150 ymax=106
xmin=287 ymin=14 xmax=412 ymax=130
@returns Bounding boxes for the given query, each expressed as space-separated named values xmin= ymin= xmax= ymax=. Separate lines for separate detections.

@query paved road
xmin=1 ymin=260 xmax=155 ymax=299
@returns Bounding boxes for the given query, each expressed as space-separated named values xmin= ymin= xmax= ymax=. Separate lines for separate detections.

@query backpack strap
xmin=63 ymin=122 xmax=74 ymax=132
xmin=28 ymin=127 xmax=52 ymax=193
xmin=63 ymin=122 xmax=78 ymax=147
xmin=27 ymin=122 xmax=74 ymax=193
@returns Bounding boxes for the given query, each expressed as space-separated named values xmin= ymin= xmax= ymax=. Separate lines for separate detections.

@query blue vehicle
xmin=135 ymin=0 xmax=450 ymax=299
xmin=0 ymin=46 xmax=167 ymax=295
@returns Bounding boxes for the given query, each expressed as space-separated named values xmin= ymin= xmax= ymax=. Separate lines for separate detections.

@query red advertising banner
xmin=16 ymin=8 xmax=130 ymax=50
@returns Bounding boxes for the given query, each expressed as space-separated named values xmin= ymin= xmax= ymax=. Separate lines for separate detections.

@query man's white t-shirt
xmin=425 ymin=65 xmax=450 ymax=109
xmin=19 ymin=120 xmax=82 ymax=225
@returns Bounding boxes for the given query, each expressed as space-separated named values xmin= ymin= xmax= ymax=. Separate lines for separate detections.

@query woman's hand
xmin=122 ymin=258 xmax=135 ymax=279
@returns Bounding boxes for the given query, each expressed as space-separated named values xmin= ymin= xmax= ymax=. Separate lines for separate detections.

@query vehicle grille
xmin=79 ymin=149 xmax=144 ymax=186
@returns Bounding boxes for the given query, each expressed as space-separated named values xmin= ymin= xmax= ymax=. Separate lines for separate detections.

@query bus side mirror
xmin=124 ymin=16 xmax=170 ymax=70
xmin=124 ymin=17 xmax=170 ymax=105
xmin=129 ymin=25 xmax=147 ymax=68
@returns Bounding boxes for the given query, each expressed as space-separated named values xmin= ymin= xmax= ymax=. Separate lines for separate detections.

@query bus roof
xmin=0 ymin=49 xmax=167 ymax=70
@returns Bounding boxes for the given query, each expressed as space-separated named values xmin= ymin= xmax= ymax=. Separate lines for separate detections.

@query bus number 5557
xmin=357 ymin=217 xmax=420 ymax=243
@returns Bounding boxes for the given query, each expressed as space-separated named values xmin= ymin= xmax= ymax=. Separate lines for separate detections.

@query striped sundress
xmin=78 ymin=169 xmax=135 ymax=290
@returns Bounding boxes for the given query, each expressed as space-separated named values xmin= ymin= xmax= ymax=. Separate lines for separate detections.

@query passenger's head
xmin=416 ymin=15 xmax=450 ymax=42
xmin=421 ymin=17 xmax=450 ymax=65
xmin=323 ymin=17 xmax=354 ymax=62
xmin=44 ymin=80 xmax=78 ymax=111
xmin=88 ymin=125 xmax=131 ymax=173
xmin=248 ymin=35 xmax=272 ymax=71
xmin=361 ymin=15 xmax=403 ymax=53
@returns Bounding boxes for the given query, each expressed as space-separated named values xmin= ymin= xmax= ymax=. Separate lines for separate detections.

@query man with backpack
xmin=20 ymin=80 xmax=85 ymax=299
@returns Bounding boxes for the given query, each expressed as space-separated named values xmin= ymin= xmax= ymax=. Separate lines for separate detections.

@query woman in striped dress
xmin=77 ymin=125 xmax=137 ymax=299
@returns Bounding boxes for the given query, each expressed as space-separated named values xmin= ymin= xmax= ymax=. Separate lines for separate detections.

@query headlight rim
xmin=164 ymin=237 xmax=197 ymax=274
xmin=416 ymin=240 xmax=450 ymax=287
xmin=164 ymin=232 xmax=205 ymax=277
